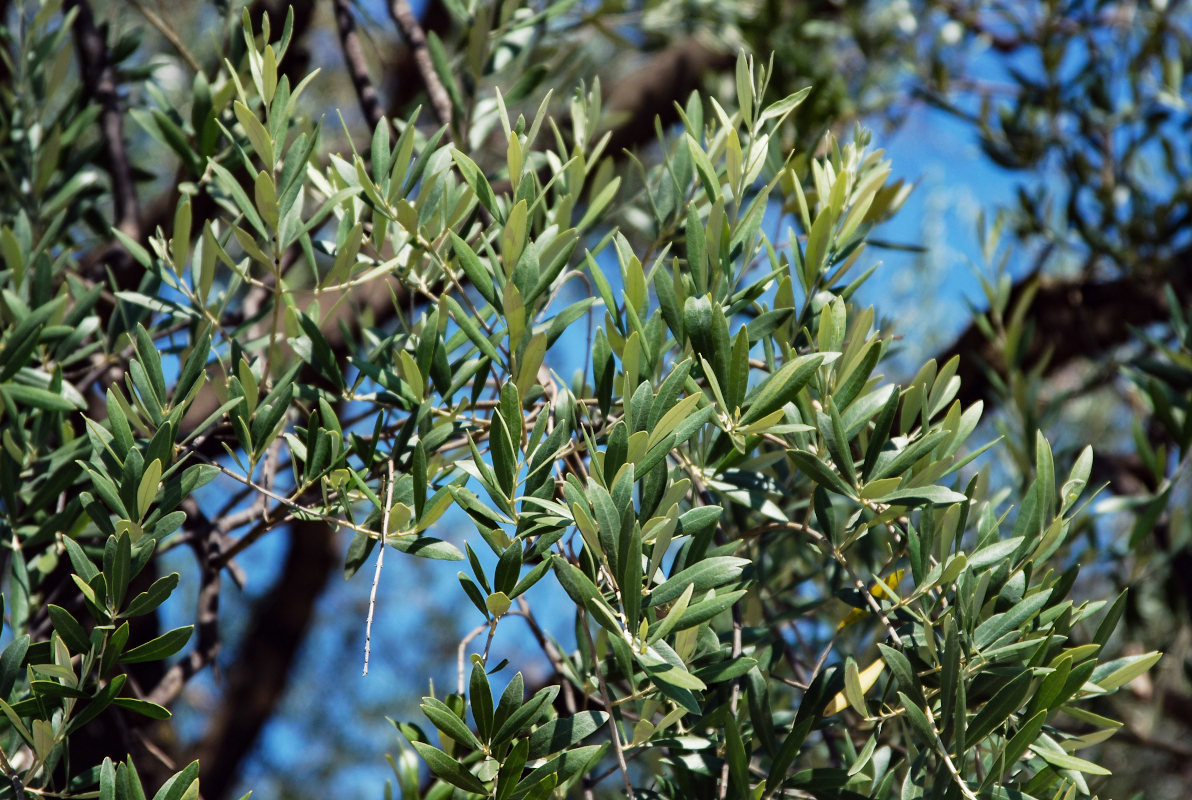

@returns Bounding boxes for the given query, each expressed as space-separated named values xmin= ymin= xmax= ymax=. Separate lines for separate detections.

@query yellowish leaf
xmin=838 ymin=569 xmax=905 ymax=630
xmin=825 ymin=658 xmax=885 ymax=716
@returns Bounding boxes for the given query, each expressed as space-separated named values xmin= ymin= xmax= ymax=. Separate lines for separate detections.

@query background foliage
xmin=0 ymin=0 xmax=1188 ymax=798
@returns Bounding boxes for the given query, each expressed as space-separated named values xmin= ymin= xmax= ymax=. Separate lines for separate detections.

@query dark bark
xmin=939 ymin=260 xmax=1192 ymax=622
xmin=65 ymin=0 xmax=144 ymax=302
xmin=67 ymin=0 xmax=140 ymax=240
xmin=334 ymin=0 xmax=387 ymax=132
xmin=390 ymin=0 xmax=454 ymax=130
xmin=602 ymin=37 xmax=734 ymax=157
xmin=0 ymin=0 xmax=13 ymax=86
xmin=938 ymin=260 xmax=1192 ymax=409
xmin=191 ymin=518 xmax=338 ymax=800
xmin=386 ymin=0 xmax=453 ymax=118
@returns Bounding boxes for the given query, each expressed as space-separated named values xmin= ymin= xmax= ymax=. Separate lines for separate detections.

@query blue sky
xmin=857 ymin=105 xmax=1023 ymax=362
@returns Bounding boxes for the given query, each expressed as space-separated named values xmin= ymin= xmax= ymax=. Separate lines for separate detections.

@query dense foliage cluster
xmin=1 ymin=1 xmax=1188 ymax=799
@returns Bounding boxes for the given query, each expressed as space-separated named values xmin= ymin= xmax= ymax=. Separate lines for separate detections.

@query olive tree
xmin=0 ymin=2 xmax=1157 ymax=799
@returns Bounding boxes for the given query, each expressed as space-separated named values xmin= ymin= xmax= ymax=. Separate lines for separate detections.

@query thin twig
xmin=480 ymin=618 xmax=499 ymax=665
xmin=579 ymin=611 xmax=634 ymax=797
xmin=927 ymin=705 xmax=980 ymax=800
xmin=456 ymin=623 xmax=489 ymax=695
xmin=511 ymin=598 xmax=569 ymax=676
xmin=717 ymin=606 xmax=744 ymax=800
xmin=364 ymin=460 xmax=396 ymax=676
xmin=207 ymin=461 xmax=378 ymax=567
xmin=750 ymin=517 xmax=906 ymax=648
xmin=334 ymin=0 xmax=388 ymax=132
xmin=216 ymin=504 xmax=262 ymax=534
xmin=760 ymin=589 xmax=811 ymax=688
xmin=131 ymin=727 xmax=177 ymax=772
xmin=253 ymin=431 xmax=286 ymax=521
xmin=513 ymin=597 xmax=577 ymax=713
xmin=388 ymin=0 xmax=455 ymax=132
xmin=129 ymin=0 xmax=201 ymax=73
